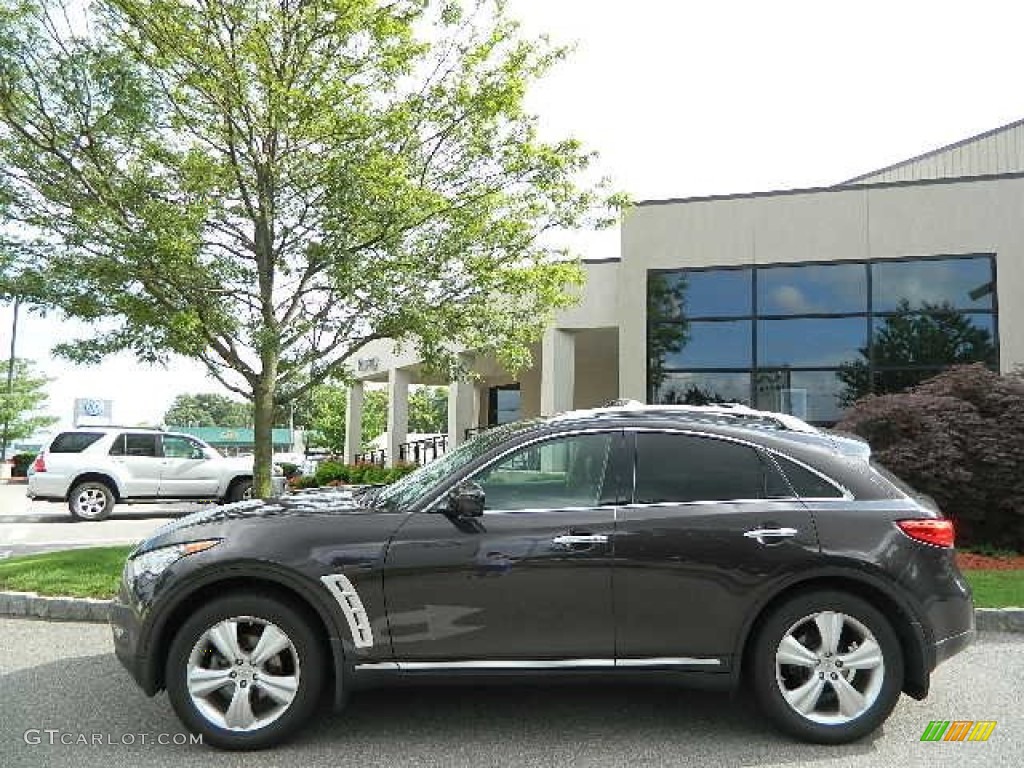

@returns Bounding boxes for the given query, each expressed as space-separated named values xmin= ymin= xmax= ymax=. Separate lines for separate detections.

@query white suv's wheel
xmin=68 ymin=481 xmax=115 ymax=521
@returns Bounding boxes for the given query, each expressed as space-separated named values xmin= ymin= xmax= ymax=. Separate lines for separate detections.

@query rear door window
xmin=49 ymin=432 xmax=104 ymax=453
xmin=109 ymin=433 xmax=159 ymax=457
xmin=769 ymin=454 xmax=845 ymax=498
xmin=633 ymin=432 xmax=774 ymax=503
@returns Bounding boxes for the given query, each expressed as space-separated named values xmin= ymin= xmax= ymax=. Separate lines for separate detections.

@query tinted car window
xmin=109 ymin=433 xmax=159 ymax=458
xmin=474 ymin=433 xmax=613 ymax=511
xmin=771 ymin=454 xmax=844 ymax=498
xmin=49 ymin=432 xmax=104 ymax=453
xmin=634 ymin=433 xmax=771 ymax=503
xmin=163 ymin=435 xmax=206 ymax=459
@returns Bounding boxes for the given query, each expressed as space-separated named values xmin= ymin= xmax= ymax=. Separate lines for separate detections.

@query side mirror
xmin=447 ymin=482 xmax=485 ymax=518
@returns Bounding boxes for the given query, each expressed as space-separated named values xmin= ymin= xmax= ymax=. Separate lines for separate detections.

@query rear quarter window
xmin=49 ymin=432 xmax=104 ymax=453
xmin=770 ymin=453 xmax=845 ymax=499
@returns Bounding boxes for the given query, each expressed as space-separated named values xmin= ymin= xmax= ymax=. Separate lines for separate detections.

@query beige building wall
xmin=621 ymin=175 xmax=1024 ymax=400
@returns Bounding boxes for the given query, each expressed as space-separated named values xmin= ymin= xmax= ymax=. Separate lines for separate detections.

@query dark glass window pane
xmin=872 ymin=257 xmax=994 ymax=312
xmin=757 ymin=317 xmax=865 ymax=367
xmin=120 ymin=433 xmax=158 ymax=458
xmin=755 ymin=370 xmax=847 ymax=423
xmin=490 ymin=386 xmax=521 ymax=426
xmin=870 ymin=312 xmax=997 ymax=369
xmin=758 ymin=263 xmax=867 ymax=315
xmin=772 ymin=454 xmax=844 ymax=498
xmin=648 ymin=269 xmax=752 ymax=320
xmin=634 ymin=433 xmax=766 ymax=503
xmin=654 ymin=320 xmax=752 ymax=369
xmin=653 ymin=372 xmax=751 ymax=405
xmin=50 ymin=432 xmax=103 ymax=453
xmin=474 ymin=433 xmax=612 ymax=511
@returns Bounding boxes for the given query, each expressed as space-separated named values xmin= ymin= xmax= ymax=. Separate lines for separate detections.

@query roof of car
xmin=546 ymin=402 xmax=870 ymax=458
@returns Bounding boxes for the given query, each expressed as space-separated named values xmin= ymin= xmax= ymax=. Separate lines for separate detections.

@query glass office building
xmin=647 ymin=255 xmax=998 ymax=423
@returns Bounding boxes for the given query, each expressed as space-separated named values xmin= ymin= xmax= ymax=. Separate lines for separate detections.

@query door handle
xmin=552 ymin=534 xmax=609 ymax=548
xmin=743 ymin=527 xmax=799 ymax=545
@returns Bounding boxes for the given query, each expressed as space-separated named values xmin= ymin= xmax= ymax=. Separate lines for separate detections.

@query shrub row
xmin=836 ymin=364 xmax=1024 ymax=551
xmin=289 ymin=460 xmax=419 ymax=490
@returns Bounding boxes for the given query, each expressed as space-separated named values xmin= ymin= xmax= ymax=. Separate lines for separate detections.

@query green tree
xmin=164 ymin=392 xmax=251 ymax=427
xmin=838 ymin=301 xmax=997 ymax=405
xmin=0 ymin=0 xmax=621 ymax=496
xmin=0 ymin=358 xmax=58 ymax=453
xmin=646 ymin=273 xmax=689 ymax=400
xmin=303 ymin=385 xmax=388 ymax=452
xmin=409 ymin=386 xmax=447 ymax=433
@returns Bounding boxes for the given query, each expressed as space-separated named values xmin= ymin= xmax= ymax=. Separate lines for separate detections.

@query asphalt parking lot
xmin=0 ymin=618 xmax=1020 ymax=768
xmin=0 ymin=483 xmax=199 ymax=558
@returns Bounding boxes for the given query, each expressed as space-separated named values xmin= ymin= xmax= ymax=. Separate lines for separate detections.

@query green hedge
xmin=10 ymin=452 xmax=36 ymax=477
xmin=289 ymin=460 xmax=419 ymax=490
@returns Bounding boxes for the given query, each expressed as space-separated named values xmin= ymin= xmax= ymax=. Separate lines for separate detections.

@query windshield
xmin=375 ymin=421 xmax=541 ymax=510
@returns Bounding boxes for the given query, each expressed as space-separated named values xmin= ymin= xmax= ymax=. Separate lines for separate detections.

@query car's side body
xmin=110 ymin=413 xmax=974 ymax=720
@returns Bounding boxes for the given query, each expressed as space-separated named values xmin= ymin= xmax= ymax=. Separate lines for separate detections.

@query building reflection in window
xmin=647 ymin=256 xmax=998 ymax=424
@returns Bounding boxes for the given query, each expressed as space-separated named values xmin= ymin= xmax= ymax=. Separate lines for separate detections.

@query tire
xmin=227 ymin=478 xmax=253 ymax=503
xmin=750 ymin=590 xmax=904 ymax=744
xmin=165 ymin=593 xmax=325 ymax=750
xmin=67 ymin=480 xmax=115 ymax=521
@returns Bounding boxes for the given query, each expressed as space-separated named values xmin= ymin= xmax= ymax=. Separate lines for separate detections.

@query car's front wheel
xmin=68 ymin=481 xmax=115 ymax=521
xmin=751 ymin=590 xmax=904 ymax=744
xmin=165 ymin=593 xmax=325 ymax=750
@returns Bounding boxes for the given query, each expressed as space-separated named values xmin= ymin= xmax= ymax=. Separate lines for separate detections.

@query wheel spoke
xmin=832 ymin=674 xmax=867 ymax=718
xmin=838 ymin=638 xmax=883 ymax=671
xmin=783 ymin=675 xmax=827 ymax=715
xmin=814 ymin=611 xmax=845 ymax=655
xmin=207 ymin=620 xmax=244 ymax=663
xmin=188 ymin=666 xmax=233 ymax=697
xmin=250 ymin=625 xmax=292 ymax=667
xmin=224 ymin=684 xmax=257 ymax=729
xmin=255 ymin=673 xmax=298 ymax=705
xmin=777 ymin=634 xmax=820 ymax=667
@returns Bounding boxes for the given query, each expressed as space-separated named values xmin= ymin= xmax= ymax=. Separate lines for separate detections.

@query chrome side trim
xmin=320 ymin=574 xmax=374 ymax=649
xmin=353 ymin=657 xmax=722 ymax=672
xmin=616 ymin=657 xmax=722 ymax=667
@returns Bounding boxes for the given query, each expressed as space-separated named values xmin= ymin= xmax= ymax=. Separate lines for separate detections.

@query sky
xmin=6 ymin=0 xmax=1024 ymax=431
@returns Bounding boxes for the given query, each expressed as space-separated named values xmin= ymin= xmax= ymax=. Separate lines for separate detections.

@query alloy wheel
xmin=186 ymin=616 xmax=301 ymax=732
xmin=774 ymin=610 xmax=885 ymax=725
xmin=74 ymin=487 xmax=108 ymax=519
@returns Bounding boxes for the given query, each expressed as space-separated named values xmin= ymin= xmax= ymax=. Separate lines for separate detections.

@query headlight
xmin=129 ymin=540 xmax=220 ymax=582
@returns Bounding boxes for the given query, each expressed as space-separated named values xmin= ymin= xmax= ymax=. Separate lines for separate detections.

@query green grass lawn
xmin=0 ymin=546 xmax=132 ymax=599
xmin=963 ymin=569 xmax=1024 ymax=608
xmin=0 ymin=545 xmax=1022 ymax=608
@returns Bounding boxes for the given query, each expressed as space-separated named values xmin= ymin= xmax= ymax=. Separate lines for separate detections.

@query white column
xmin=540 ymin=328 xmax=575 ymax=416
xmin=343 ymin=381 xmax=364 ymax=463
xmin=386 ymin=368 xmax=410 ymax=467
xmin=447 ymin=378 xmax=476 ymax=449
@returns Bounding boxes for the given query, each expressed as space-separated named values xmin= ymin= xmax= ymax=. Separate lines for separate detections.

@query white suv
xmin=27 ymin=427 xmax=287 ymax=521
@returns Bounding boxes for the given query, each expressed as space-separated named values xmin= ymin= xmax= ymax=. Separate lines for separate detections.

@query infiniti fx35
xmin=111 ymin=405 xmax=974 ymax=749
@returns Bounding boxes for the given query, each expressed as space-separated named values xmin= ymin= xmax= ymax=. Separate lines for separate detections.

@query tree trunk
xmin=252 ymin=377 xmax=276 ymax=498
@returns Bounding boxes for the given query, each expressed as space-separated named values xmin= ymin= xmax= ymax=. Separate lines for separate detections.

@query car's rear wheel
xmin=68 ymin=481 xmax=115 ymax=521
xmin=751 ymin=590 xmax=904 ymax=744
xmin=165 ymin=593 xmax=325 ymax=750
xmin=227 ymin=478 xmax=253 ymax=503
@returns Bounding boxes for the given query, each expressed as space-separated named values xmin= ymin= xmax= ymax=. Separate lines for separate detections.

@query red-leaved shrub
xmin=836 ymin=364 xmax=1024 ymax=550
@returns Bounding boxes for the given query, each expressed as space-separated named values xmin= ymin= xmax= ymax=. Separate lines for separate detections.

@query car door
xmin=108 ymin=433 xmax=163 ymax=496
xmin=383 ymin=430 xmax=624 ymax=663
xmin=158 ymin=435 xmax=220 ymax=497
xmin=613 ymin=429 xmax=821 ymax=664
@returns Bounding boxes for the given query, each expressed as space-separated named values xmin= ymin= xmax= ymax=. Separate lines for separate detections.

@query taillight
xmin=31 ymin=454 xmax=46 ymax=473
xmin=896 ymin=519 xmax=955 ymax=548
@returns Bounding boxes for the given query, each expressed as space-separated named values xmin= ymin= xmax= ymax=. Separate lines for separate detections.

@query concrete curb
xmin=0 ymin=590 xmax=1021 ymax=630
xmin=0 ymin=591 xmax=111 ymax=623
